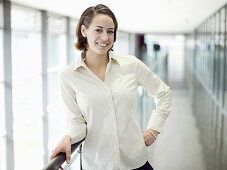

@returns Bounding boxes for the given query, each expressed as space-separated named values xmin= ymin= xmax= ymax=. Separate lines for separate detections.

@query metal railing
xmin=43 ymin=139 xmax=84 ymax=170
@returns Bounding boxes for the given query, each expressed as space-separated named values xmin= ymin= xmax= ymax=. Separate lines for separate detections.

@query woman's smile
xmin=97 ymin=42 xmax=108 ymax=47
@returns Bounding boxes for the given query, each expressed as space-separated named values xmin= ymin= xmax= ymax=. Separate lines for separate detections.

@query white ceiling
xmin=10 ymin=0 xmax=227 ymax=34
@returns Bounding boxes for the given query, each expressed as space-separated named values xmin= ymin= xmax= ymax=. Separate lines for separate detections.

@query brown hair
xmin=75 ymin=4 xmax=118 ymax=52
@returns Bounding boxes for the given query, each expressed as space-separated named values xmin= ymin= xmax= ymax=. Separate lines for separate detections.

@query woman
xmin=50 ymin=4 xmax=171 ymax=170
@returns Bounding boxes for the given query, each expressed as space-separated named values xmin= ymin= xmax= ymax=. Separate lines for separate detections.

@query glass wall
xmin=11 ymin=5 xmax=43 ymax=169
xmin=114 ymin=31 xmax=130 ymax=55
xmin=219 ymin=9 xmax=225 ymax=103
xmin=69 ymin=18 xmax=78 ymax=64
xmin=10 ymin=4 xmax=42 ymax=169
xmin=225 ymin=6 xmax=227 ymax=111
xmin=136 ymin=35 xmax=170 ymax=130
xmin=206 ymin=16 xmax=214 ymax=90
xmin=9 ymin=5 xmax=82 ymax=168
xmin=47 ymin=15 xmax=66 ymax=68
xmin=46 ymin=14 xmax=67 ymax=157
xmin=185 ymin=4 xmax=227 ymax=170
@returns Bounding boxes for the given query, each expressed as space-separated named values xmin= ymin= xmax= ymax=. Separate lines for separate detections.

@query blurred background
xmin=1 ymin=0 xmax=227 ymax=169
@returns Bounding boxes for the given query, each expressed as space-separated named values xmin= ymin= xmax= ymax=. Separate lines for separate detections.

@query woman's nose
xmin=101 ymin=33 xmax=108 ymax=41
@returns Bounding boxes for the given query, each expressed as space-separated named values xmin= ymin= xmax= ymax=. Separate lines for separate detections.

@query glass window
xmin=47 ymin=71 xmax=59 ymax=106
xmin=47 ymin=72 xmax=66 ymax=156
xmin=13 ymin=76 xmax=43 ymax=169
xmin=70 ymin=18 xmax=77 ymax=35
xmin=224 ymin=6 xmax=227 ymax=111
xmin=114 ymin=31 xmax=130 ymax=55
xmin=211 ymin=15 xmax=216 ymax=92
xmin=69 ymin=18 xmax=79 ymax=63
xmin=214 ymin=12 xmax=220 ymax=99
xmin=47 ymin=15 xmax=66 ymax=68
xmin=47 ymin=14 xmax=67 ymax=157
xmin=11 ymin=5 xmax=41 ymax=78
xmin=11 ymin=5 xmax=43 ymax=169
xmin=201 ymin=23 xmax=206 ymax=81
xmin=47 ymin=15 xmax=66 ymax=33
xmin=195 ymin=28 xmax=201 ymax=75
xmin=222 ymin=114 xmax=227 ymax=169
xmin=219 ymin=8 xmax=225 ymax=106
xmin=204 ymin=21 xmax=208 ymax=88
xmin=12 ymin=31 xmax=41 ymax=78
xmin=11 ymin=5 xmax=41 ymax=31
xmin=207 ymin=17 xmax=214 ymax=90
xmin=47 ymin=33 xmax=66 ymax=68
xmin=200 ymin=25 xmax=204 ymax=81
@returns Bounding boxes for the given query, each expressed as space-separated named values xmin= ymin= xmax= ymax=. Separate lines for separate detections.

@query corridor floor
xmin=148 ymin=89 xmax=206 ymax=170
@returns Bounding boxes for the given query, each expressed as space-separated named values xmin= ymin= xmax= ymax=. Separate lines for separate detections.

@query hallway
xmin=148 ymin=89 xmax=206 ymax=170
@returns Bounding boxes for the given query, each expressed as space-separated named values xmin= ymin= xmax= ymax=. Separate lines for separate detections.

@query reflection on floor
xmin=148 ymin=89 xmax=206 ymax=170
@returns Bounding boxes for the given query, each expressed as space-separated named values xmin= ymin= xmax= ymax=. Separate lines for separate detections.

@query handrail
xmin=43 ymin=139 xmax=85 ymax=170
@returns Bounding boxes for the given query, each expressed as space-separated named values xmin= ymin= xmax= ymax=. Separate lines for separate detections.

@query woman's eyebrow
xmin=95 ymin=26 xmax=114 ymax=29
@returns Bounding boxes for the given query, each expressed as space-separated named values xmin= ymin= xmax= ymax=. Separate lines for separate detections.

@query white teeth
xmin=97 ymin=43 xmax=108 ymax=47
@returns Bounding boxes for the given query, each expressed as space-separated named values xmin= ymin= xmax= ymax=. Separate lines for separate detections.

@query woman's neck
xmin=84 ymin=50 xmax=109 ymax=69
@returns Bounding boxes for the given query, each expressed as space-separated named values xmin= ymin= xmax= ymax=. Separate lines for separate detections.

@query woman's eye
xmin=95 ymin=29 xmax=102 ymax=32
xmin=108 ymin=31 xmax=114 ymax=34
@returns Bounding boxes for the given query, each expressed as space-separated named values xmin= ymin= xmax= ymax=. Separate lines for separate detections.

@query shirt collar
xmin=73 ymin=51 xmax=119 ymax=71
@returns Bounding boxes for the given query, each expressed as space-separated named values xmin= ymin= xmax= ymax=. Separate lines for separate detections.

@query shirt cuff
xmin=66 ymin=126 xmax=86 ymax=144
xmin=147 ymin=113 xmax=167 ymax=134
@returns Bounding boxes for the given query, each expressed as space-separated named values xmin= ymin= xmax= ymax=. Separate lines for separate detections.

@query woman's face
xmin=81 ymin=14 xmax=115 ymax=56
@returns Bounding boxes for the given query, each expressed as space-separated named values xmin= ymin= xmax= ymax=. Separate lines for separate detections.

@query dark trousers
xmin=82 ymin=161 xmax=154 ymax=170
xmin=133 ymin=161 xmax=154 ymax=170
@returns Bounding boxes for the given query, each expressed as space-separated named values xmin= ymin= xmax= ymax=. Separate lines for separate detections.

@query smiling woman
xmin=50 ymin=4 xmax=171 ymax=170
xmin=81 ymin=14 xmax=114 ymax=54
xmin=75 ymin=4 xmax=118 ymax=52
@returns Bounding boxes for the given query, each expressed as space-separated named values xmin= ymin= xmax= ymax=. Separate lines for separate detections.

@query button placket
xmin=108 ymin=88 xmax=121 ymax=168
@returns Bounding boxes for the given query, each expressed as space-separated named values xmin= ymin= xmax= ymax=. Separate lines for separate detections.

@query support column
xmin=41 ymin=10 xmax=49 ymax=164
xmin=3 ymin=0 xmax=14 ymax=170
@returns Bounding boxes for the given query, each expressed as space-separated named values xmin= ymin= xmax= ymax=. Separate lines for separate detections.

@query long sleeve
xmin=58 ymin=72 xmax=87 ymax=144
xmin=133 ymin=56 xmax=172 ymax=133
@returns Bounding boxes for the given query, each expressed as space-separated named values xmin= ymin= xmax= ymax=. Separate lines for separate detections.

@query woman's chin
xmin=96 ymin=48 xmax=110 ymax=55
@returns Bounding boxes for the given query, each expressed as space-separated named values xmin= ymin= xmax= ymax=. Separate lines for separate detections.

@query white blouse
xmin=58 ymin=51 xmax=171 ymax=170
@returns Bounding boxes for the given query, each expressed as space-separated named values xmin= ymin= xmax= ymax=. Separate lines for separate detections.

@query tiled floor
xmin=148 ymin=89 xmax=206 ymax=170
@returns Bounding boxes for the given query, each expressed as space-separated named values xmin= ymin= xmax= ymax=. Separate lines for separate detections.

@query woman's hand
xmin=50 ymin=135 xmax=71 ymax=164
xmin=142 ymin=129 xmax=159 ymax=146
